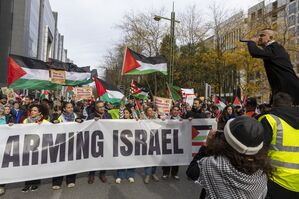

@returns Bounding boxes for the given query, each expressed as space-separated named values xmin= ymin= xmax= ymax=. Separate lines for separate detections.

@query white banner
xmin=0 ymin=119 xmax=193 ymax=184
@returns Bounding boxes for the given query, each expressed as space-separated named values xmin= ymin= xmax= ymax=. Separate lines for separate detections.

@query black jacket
xmin=184 ymin=108 xmax=207 ymax=119
xmin=259 ymin=106 xmax=299 ymax=147
xmin=87 ymin=111 xmax=112 ymax=120
xmin=247 ymin=41 xmax=299 ymax=105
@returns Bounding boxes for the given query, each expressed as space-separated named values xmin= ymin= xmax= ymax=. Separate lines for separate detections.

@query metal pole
xmin=170 ymin=3 xmax=175 ymax=85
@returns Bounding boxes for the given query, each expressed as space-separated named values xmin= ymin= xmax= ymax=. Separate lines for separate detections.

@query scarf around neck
xmin=26 ymin=115 xmax=43 ymax=123
xmin=62 ymin=112 xmax=75 ymax=122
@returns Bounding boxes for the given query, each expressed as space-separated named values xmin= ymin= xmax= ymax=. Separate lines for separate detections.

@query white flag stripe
xmin=21 ymin=68 xmax=49 ymax=80
xmin=107 ymin=90 xmax=124 ymax=99
xmin=136 ymin=61 xmax=167 ymax=72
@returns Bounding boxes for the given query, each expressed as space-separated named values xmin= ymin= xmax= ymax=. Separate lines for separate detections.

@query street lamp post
xmin=154 ymin=2 xmax=179 ymax=85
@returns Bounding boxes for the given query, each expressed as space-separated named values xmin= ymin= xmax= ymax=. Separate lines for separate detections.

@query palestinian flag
xmin=130 ymin=80 xmax=149 ymax=99
xmin=233 ymin=96 xmax=242 ymax=107
xmin=40 ymin=90 xmax=49 ymax=99
xmin=7 ymin=54 xmax=92 ymax=90
xmin=122 ymin=47 xmax=167 ymax=75
xmin=167 ymin=83 xmax=182 ymax=101
xmin=94 ymin=77 xmax=124 ymax=105
xmin=66 ymin=86 xmax=75 ymax=96
xmin=47 ymin=59 xmax=93 ymax=86
xmin=214 ymin=96 xmax=226 ymax=110
xmin=192 ymin=125 xmax=212 ymax=156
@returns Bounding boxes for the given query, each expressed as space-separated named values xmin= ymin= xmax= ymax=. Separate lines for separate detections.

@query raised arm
xmin=247 ymin=41 xmax=274 ymax=59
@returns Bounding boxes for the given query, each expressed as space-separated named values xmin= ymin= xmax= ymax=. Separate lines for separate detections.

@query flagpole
xmin=166 ymin=82 xmax=173 ymax=101
xmin=145 ymin=78 xmax=154 ymax=99
xmin=121 ymin=47 xmax=128 ymax=76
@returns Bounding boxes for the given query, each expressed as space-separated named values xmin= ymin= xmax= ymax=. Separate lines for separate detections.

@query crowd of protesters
xmin=0 ymin=91 xmax=298 ymax=199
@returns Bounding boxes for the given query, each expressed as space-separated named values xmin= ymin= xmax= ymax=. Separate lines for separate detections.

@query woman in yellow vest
xmin=22 ymin=104 xmax=48 ymax=192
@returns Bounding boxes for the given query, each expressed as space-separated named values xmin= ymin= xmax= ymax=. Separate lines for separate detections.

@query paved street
xmin=2 ymin=167 xmax=202 ymax=199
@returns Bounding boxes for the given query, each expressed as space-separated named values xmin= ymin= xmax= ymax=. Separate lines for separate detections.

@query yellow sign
xmin=75 ymin=87 xmax=93 ymax=101
xmin=50 ymin=69 xmax=66 ymax=84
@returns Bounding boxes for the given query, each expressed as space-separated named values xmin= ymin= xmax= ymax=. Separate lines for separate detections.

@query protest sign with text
xmin=0 ymin=119 xmax=195 ymax=184
xmin=153 ymin=96 xmax=172 ymax=115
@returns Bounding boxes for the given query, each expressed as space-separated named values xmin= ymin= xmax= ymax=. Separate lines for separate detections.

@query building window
xmin=273 ymin=1 xmax=278 ymax=10
xmin=251 ymin=12 xmax=256 ymax=21
xmin=289 ymin=27 xmax=295 ymax=34
xmin=257 ymin=9 xmax=263 ymax=18
xmin=288 ymin=15 xmax=296 ymax=26
xmin=289 ymin=2 xmax=296 ymax=14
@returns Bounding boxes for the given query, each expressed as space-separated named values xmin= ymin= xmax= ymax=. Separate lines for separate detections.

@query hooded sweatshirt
xmin=259 ymin=106 xmax=299 ymax=147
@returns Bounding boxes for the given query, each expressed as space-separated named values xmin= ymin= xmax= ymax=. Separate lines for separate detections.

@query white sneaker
xmin=0 ymin=186 xmax=5 ymax=196
xmin=128 ymin=177 xmax=135 ymax=183
xmin=144 ymin=175 xmax=150 ymax=184
xmin=162 ymin=175 xmax=168 ymax=180
xmin=152 ymin=174 xmax=159 ymax=182
xmin=115 ymin=178 xmax=121 ymax=184
xmin=173 ymin=175 xmax=180 ymax=180
xmin=52 ymin=185 xmax=61 ymax=190
xmin=67 ymin=183 xmax=75 ymax=188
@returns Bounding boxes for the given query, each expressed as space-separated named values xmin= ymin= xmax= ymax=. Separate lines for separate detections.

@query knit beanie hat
xmin=224 ymin=116 xmax=264 ymax=155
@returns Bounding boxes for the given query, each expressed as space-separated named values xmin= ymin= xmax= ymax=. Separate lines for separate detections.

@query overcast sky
xmin=50 ymin=0 xmax=263 ymax=69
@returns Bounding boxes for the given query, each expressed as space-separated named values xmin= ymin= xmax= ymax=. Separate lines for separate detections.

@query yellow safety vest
xmin=23 ymin=119 xmax=49 ymax=124
xmin=259 ymin=114 xmax=299 ymax=192
xmin=57 ymin=113 xmax=77 ymax=123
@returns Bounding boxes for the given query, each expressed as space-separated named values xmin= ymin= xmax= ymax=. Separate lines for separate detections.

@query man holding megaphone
xmin=242 ymin=29 xmax=299 ymax=105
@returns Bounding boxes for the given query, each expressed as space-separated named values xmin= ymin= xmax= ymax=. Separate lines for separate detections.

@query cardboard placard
xmin=75 ymin=87 xmax=92 ymax=101
xmin=153 ymin=96 xmax=172 ymax=115
xmin=50 ymin=69 xmax=66 ymax=84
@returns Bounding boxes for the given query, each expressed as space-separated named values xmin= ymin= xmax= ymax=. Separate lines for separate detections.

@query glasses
xmin=173 ymin=109 xmax=179 ymax=111
xmin=259 ymin=34 xmax=266 ymax=37
xmin=96 ymin=106 xmax=104 ymax=109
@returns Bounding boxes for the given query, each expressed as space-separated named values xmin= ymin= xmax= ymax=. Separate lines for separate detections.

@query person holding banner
xmin=115 ymin=107 xmax=136 ymax=184
xmin=22 ymin=104 xmax=49 ymax=192
xmin=0 ymin=106 xmax=9 ymax=195
xmin=87 ymin=101 xmax=112 ymax=184
xmin=4 ymin=105 xmax=15 ymax=124
xmin=143 ymin=106 xmax=160 ymax=184
xmin=52 ymin=102 xmax=82 ymax=190
xmin=162 ymin=105 xmax=181 ymax=180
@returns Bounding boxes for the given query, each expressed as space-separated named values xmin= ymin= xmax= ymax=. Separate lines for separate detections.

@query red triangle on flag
xmin=192 ymin=127 xmax=199 ymax=139
xmin=94 ymin=76 xmax=106 ymax=97
xmin=7 ymin=56 xmax=27 ymax=85
xmin=66 ymin=86 xmax=73 ymax=91
xmin=233 ymin=97 xmax=241 ymax=106
xmin=214 ymin=96 xmax=220 ymax=104
xmin=122 ymin=48 xmax=141 ymax=74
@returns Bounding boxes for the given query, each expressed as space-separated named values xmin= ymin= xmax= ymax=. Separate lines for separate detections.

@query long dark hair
xmin=210 ymin=132 xmax=272 ymax=177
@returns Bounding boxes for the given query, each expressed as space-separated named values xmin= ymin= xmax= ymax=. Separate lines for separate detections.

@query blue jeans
xmin=116 ymin=169 xmax=135 ymax=179
xmin=144 ymin=167 xmax=157 ymax=175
